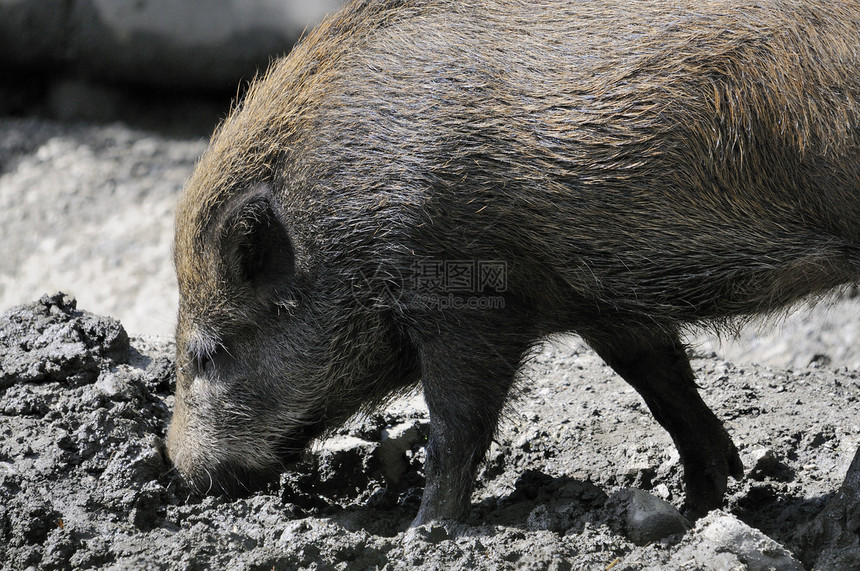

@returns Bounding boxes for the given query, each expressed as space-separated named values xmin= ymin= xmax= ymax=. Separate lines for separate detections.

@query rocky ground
xmin=2 ymin=118 xmax=860 ymax=570
xmin=2 ymin=294 xmax=860 ymax=570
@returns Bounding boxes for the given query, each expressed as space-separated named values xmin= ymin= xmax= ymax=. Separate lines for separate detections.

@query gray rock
xmin=608 ymin=487 xmax=690 ymax=545
xmin=0 ymin=0 xmax=343 ymax=92
xmin=669 ymin=511 xmax=803 ymax=571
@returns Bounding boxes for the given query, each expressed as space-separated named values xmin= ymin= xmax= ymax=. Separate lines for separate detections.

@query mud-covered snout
xmin=166 ymin=402 xmax=282 ymax=496
xmin=168 ymin=447 xmax=281 ymax=498
xmin=165 ymin=368 xmax=316 ymax=497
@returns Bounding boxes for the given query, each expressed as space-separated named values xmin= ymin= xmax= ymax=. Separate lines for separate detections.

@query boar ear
xmin=216 ymin=186 xmax=295 ymax=290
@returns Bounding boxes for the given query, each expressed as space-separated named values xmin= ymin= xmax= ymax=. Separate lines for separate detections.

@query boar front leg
xmin=411 ymin=331 xmax=525 ymax=526
xmin=586 ymin=330 xmax=744 ymax=519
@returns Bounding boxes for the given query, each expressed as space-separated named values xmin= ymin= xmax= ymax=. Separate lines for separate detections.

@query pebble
xmin=609 ymin=488 xmax=690 ymax=545
xmin=746 ymin=447 xmax=782 ymax=480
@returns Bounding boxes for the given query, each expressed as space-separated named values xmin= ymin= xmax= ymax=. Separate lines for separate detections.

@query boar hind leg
xmin=412 ymin=334 xmax=525 ymax=526
xmin=586 ymin=331 xmax=743 ymax=519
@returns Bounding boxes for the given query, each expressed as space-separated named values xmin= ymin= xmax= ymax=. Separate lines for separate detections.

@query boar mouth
xmin=183 ymin=447 xmax=305 ymax=498
xmin=185 ymin=461 xmax=281 ymax=498
xmin=178 ymin=421 xmax=325 ymax=498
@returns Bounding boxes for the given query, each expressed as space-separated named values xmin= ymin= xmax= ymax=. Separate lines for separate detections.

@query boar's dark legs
xmin=411 ymin=322 xmax=743 ymax=525
xmin=586 ymin=330 xmax=744 ymax=519
xmin=412 ymin=332 xmax=525 ymax=526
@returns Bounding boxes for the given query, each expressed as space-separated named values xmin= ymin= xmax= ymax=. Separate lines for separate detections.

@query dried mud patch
xmin=2 ymin=295 xmax=860 ymax=569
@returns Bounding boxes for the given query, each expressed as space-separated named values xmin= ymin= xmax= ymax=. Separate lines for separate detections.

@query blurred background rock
xmin=0 ymin=0 xmax=342 ymax=135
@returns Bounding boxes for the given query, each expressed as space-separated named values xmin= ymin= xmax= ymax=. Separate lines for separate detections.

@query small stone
xmin=609 ymin=487 xmax=690 ymax=545
xmin=747 ymin=447 xmax=781 ymax=480
xmin=653 ymin=483 xmax=671 ymax=500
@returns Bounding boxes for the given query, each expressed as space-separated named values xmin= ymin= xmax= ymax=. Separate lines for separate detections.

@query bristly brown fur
xmin=169 ymin=0 xmax=860 ymax=524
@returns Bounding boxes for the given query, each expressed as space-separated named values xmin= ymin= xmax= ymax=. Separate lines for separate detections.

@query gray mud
xmin=3 ymin=293 xmax=860 ymax=570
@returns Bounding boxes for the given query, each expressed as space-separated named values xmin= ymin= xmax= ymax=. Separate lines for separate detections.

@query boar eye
xmin=186 ymin=335 xmax=221 ymax=378
xmin=197 ymin=353 xmax=216 ymax=376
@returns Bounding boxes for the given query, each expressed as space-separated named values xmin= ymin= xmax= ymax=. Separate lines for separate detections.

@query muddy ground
xmin=3 ymin=293 xmax=860 ymax=571
xmin=2 ymin=118 xmax=860 ymax=570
